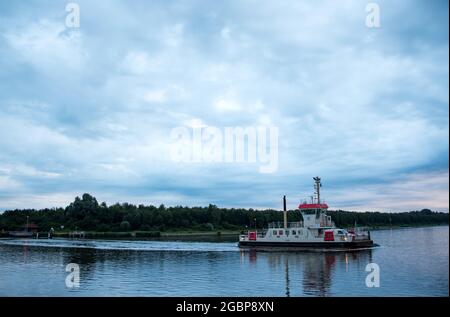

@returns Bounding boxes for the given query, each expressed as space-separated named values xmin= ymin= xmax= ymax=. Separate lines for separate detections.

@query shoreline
xmin=1 ymin=224 xmax=447 ymax=240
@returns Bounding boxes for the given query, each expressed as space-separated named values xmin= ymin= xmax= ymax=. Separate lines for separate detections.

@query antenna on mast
xmin=313 ymin=176 xmax=321 ymax=204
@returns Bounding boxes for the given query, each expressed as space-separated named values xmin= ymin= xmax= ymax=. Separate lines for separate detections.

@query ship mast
xmin=283 ymin=195 xmax=287 ymax=229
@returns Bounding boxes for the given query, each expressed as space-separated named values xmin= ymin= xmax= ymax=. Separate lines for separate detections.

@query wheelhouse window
xmin=273 ymin=230 xmax=277 ymax=235
xmin=292 ymin=230 xmax=297 ymax=235
xmin=278 ymin=230 xmax=283 ymax=235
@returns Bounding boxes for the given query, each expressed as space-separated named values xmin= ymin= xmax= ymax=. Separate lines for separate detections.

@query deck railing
xmin=268 ymin=221 xmax=303 ymax=229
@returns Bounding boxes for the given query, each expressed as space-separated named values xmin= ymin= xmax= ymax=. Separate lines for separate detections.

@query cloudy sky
xmin=0 ymin=0 xmax=448 ymax=212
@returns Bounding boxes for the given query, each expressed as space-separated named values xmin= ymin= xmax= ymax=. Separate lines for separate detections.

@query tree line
xmin=0 ymin=193 xmax=448 ymax=232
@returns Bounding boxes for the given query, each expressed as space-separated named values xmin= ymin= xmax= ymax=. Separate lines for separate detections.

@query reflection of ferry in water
xmin=239 ymin=177 xmax=374 ymax=250
xmin=241 ymin=248 xmax=374 ymax=296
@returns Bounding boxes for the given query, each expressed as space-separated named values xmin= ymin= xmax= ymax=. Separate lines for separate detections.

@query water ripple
xmin=0 ymin=238 xmax=239 ymax=252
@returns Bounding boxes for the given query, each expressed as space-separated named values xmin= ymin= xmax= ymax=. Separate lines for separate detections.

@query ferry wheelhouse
xmin=238 ymin=177 xmax=374 ymax=250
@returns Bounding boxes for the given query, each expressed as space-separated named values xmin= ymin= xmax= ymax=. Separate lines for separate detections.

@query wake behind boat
xmin=238 ymin=177 xmax=374 ymax=250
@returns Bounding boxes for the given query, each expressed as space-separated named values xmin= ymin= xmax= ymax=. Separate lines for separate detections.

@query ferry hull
xmin=238 ymin=240 xmax=374 ymax=249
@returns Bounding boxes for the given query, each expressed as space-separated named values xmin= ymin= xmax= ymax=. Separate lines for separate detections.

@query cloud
xmin=0 ymin=0 xmax=448 ymax=212
xmin=327 ymin=171 xmax=449 ymax=212
xmin=120 ymin=51 xmax=154 ymax=75
xmin=214 ymin=96 xmax=242 ymax=113
xmin=4 ymin=19 xmax=88 ymax=74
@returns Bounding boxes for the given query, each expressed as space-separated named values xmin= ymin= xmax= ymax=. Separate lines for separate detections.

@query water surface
xmin=0 ymin=226 xmax=448 ymax=296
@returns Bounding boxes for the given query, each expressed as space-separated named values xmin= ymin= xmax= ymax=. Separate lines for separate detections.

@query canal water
xmin=0 ymin=226 xmax=448 ymax=296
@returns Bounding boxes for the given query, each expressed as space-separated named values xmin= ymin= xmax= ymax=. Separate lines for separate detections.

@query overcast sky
xmin=0 ymin=0 xmax=448 ymax=212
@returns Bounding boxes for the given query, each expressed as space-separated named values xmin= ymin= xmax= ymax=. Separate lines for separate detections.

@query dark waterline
xmin=0 ymin=226 xmax=448 ymax=296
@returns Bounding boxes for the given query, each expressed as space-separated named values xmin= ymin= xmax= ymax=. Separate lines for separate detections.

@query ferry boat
xmin=8 ymin=217 xmax=37 ymax=238
xmin=238 ymin=177 xmax=374 ymax=250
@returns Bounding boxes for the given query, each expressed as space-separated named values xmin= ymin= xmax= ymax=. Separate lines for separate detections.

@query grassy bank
xmin=46 ymin=229 xmax=242 ymax=239
xmin=0 ymin=229 xmax=242 ymax=239
xmin=363 ymin=223 xmax=449 ymax=231
xmin=2 ymin=224 xmax=447 ymax=240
